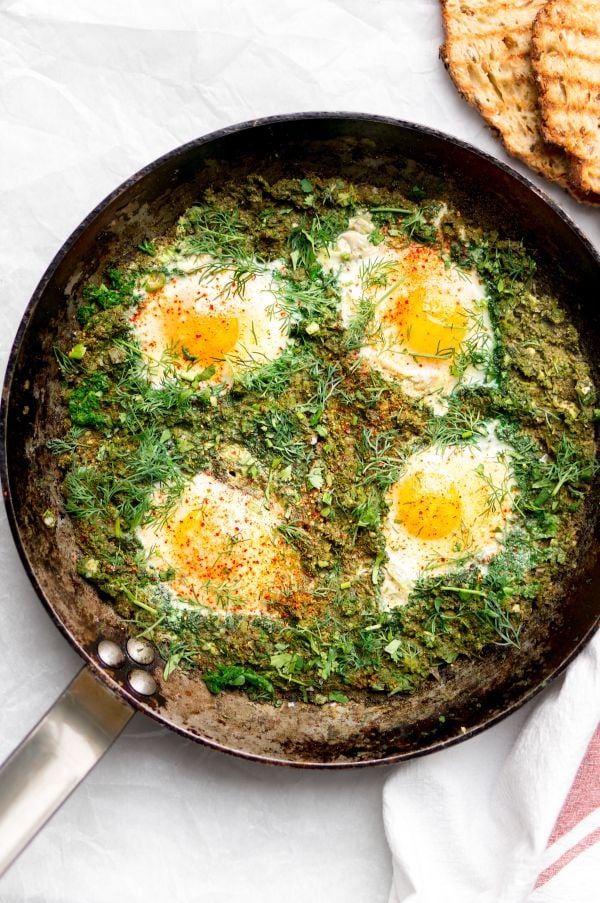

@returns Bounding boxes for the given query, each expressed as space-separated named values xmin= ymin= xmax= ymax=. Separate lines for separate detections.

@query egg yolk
xmin=160 ymin=307 xmax=240 ymax=365
xmin=166 ymin=502 xmax=300 ymax=606
xmin=386 ymin=284 xmax=467 ymax=362
xmin=392 ymin=470 xmax=462 ymax=539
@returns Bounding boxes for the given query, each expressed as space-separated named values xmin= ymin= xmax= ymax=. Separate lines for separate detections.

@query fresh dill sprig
xmin=277 ymin=523 xmax=311 ymax=545
xmin=357 ymin=428 xmax=408 ymax=489
xmin=358 ymin=257 xmax=397 ymax=290
xmin=529 ymin=435 xmax=597 ymax=508
xmin=501 ymin=426 xmax=597 ymax=513
xmin=426 ymin=402 xmax=489 ymax=448
xmin=176 ymin=206 xmax=251 ymax=257
xmin=249 ymin=408 xmax=311 ymax=466
xmin=475 ymin=463 xmax=512 ymax=516
xmin=301 ymin=359 xmax=343 ymax=423
xmin=416 ymin=577 xmax=522 ymax=648
xmin=174 ymin=206 xmax=264 ymax=298
xmin=235 ymin=346 xmax=313 ymax=397
xmin=269 ymin=268 xmax=340 ymax=333
xmin=288 ymin=210 xmax=349 ymax=273
xmin=64 ymin=467 xmax=111 ymax=520
xmin=370 ymin=204 xmax=441 ymax=244
xmin=344 ymin=296 xmax=380 ymax=351
xmin=450 ymin=308 xmax=494 ymax=384
xmin=474 ymin=592 xmax=521 ymax=647
xmin=63 ymin=427 xmax=187 ymax=530
xmin=54 ymin=346 xmax=79 ymax=376
xmin=47 ymin=427 xmax=85 ymax=456
xmin=344 ymin=263 xmax=404 ymax=352
xmin=194 ymin=257 xmax=265 ymax=300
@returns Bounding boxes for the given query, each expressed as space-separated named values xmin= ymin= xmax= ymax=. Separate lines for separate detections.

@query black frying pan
xmin=1 ymin=113 xmax=598 ymax=871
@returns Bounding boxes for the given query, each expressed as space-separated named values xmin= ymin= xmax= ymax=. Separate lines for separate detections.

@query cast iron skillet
xmin=0 ymin=113 xmax=599 ymax=867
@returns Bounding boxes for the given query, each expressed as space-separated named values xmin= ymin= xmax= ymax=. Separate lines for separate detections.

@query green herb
xmin=328 ymin=691 xmax=349 ymax=704
xmin=371 ymin=204 xmax=440 ymax=243
xmin=68 ymin=343 xmax=86 ymax=361
xmin=144 ymin=271 xmax=166 ymax=292
xmin=203 ymin=665 xmax=274 ymax=700
xmin=427 ymin=403 xmax=489 ymax=448
xmin=138 ymin=240 xmax=157 ymax=256
xmin=288 ymin=210 xmax=348 ymax=274
xmin=78 ymin=268 xmax=137 ymax=325
xmin=67 ymin=373 xmax=111 ymax=429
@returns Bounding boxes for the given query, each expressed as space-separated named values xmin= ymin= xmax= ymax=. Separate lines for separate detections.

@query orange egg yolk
xmin=392 ymin=470 xmax=462 ymax=539
xmin=160 ymin=306 xmax=240 ymax=364
xmin=166 ymin=502 xmax=300 ymax=608
xmin=386 ymin=283 xmax=467 ymax=363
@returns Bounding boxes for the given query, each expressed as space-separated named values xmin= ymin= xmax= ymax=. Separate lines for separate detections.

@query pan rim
xmin=1 ymin=110 xmax=599 ymax=768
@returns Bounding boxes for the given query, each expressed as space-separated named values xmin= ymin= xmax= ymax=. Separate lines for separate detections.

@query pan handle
xmin=0 ymin=666 xmax=134 ymax=877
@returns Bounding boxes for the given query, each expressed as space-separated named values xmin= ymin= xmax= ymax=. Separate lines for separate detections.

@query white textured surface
xmin=384 ymin=640 xmax=600 ymax=903
xmin=0 ymin=2 xmax=598 ymax=901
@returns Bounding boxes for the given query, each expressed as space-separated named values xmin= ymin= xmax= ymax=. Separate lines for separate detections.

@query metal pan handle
xmin=0 ymin=666 xmax=134 ymax=877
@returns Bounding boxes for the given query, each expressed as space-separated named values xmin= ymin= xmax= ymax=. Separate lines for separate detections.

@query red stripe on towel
xmin=548 ymin=726 xmax=600 ymax=845
xmin=535 ymin=826 xmax=600 ymax=888
xmin=533 ymin=726 xmax=600 ymax=889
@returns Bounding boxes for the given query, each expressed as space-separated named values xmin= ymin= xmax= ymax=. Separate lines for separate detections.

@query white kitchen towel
xmin=383 ymin=631 xmax=600 ymax=903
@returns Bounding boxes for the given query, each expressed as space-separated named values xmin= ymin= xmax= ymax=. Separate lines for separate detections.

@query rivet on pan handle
xmin=0 ymin=666 xmax=134 ymax=877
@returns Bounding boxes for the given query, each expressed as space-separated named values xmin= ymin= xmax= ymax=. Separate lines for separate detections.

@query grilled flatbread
xmin=532 ymin=0 xmax=600 ymax=195
xmin=440 ymin=0 xmax=600 ymax=203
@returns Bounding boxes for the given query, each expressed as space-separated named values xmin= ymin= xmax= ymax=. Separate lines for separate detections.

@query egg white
xmin=138 ymin=472 xmax=309 ymax=617
xmin=130 ymin=258 xmax=288 ymax=386
xmin=322 ymin=214 xmax=494 ymax=412
xmin=380 ymin=429 xmax=517 ymax=609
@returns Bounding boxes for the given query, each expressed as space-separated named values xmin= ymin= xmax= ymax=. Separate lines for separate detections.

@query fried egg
xmin=322 ymin=214 xmax=494 ymax=411
xmin=130 ymin=259 xmax=288 ymax=385
xmin=380 ymin=430 xmax=516 ymax=609
xmin=138 ymin=472 xmax=308 ymax=616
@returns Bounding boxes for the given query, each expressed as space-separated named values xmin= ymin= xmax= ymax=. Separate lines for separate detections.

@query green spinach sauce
xmin=49 ymin=173 xmax=598 ymax=705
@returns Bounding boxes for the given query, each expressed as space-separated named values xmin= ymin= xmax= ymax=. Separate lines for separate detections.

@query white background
xmin=0 ymin=2 xmax=598 ymax=901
